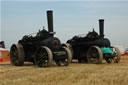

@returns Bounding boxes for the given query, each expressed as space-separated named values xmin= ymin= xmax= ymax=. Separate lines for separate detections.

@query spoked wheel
xmin=111 ymin=46 xmax=120 ymax=63
xmin=55 ymin=47 xmax=72 ymax=66
xmin=87 ymin=46 xmax=103 ymax=64
xmin=34 ymin=46 xmax=53 ymax=67
xmin=10 ymin=44 xmax=25 ymax=66
xmin=104 ymin=54 xmax=113 ymax=63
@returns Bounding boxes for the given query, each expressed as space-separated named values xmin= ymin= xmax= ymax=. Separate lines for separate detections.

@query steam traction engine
xmin=10 ymin=11 xmax=72 ymax=67
xmin=64 ymin=19 xmax=120 ymax=64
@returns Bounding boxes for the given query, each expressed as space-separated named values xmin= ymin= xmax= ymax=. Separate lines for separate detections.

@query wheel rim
xmin=35 ymin=46 xmax=53 ymax=67
xmin=87 ymin=46 xmax=103 ymax=64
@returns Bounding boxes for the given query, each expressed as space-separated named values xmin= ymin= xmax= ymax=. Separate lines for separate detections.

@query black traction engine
xmin=10 ymin=10 xmax=72 ymax=67
xmin=63 ymin=19 xmax=120 ymax=64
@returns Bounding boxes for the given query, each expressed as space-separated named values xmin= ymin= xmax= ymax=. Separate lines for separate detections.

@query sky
xmin=1 ymin=0 xmax=128 ymax=49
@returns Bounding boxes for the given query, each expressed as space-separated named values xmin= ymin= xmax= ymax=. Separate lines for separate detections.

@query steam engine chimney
xmin=47 ymin=10 xmax=55 ymax=37
xmin=99 ymin=19 xmax=104 ymax=38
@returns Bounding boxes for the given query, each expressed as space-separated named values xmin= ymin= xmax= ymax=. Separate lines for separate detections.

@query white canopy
xmin=0 ymin=48 xmax=9 ymax=51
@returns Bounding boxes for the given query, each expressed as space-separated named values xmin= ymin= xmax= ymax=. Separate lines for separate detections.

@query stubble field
xmin=0 ymin=58 xmax=128 ymax=85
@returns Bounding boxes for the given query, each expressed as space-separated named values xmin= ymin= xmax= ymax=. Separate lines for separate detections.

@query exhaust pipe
xmin=99 ymin=19 xmax=104 ymax=38
xmin=47 ymin=10 xmax=55 ymax=37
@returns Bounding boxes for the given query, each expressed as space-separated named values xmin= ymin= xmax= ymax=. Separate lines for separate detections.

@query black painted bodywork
xmin=17 ymin=11 xmax=64 ymax=62
xmin=67 ymin=19 xmax=111 ymax=60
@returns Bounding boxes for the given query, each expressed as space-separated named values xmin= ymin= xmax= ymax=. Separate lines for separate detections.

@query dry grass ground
xmin=0 ymin=59 xmax=128 ymax=85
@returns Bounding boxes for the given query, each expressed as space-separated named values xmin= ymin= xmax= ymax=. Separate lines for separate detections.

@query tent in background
xmin=0 ymin=48 xmax=10 ymax=62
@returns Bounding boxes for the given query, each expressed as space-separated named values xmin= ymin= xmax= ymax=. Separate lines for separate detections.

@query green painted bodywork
xmin=101 ymin=47 xmax=114 ymax=56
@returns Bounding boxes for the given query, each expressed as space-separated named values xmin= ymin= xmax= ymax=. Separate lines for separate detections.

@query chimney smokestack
xmin=99 ymin=19 xmax=104 ymax=38
xmin=47 ymin=10 xmax=54 ymax=37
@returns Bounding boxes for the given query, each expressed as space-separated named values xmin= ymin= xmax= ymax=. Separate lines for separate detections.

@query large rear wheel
xmin=87 ymin=46 xmax=103 ymax=64
xmin=55 ymin=47 xmax=72 ymax=66
xmin=10 ymin=43 xmax=25 ymax=66
xmin=34 ymin=46 xmax=53 ymax=67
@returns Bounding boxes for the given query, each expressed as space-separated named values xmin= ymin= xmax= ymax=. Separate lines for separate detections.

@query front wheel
xmin=62 ymin=43 xmax=73 ymax=57
xmin=55 ymin=47 xmax=72 ymax=66
xmin=111 ymin=46 xmax=120 ymax=63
